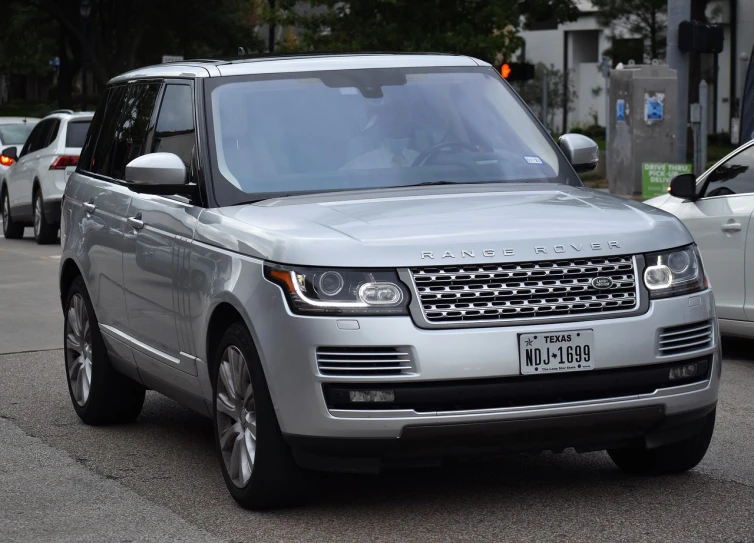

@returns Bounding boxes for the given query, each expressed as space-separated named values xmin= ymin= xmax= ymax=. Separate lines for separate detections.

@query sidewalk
xmin=0 ymin=417 xmax=223 ymax=543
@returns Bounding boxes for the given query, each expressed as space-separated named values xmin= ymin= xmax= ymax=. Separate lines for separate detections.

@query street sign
xmin=162 ymin=55 xmax=184 ymax=63
xmin=642 ymin=162 xmax=693 ymax=199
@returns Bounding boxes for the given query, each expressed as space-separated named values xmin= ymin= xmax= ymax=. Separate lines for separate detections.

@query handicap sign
xmin=644 ymin=93 xmax=665 ymax=123
xmin=616 ymin=99 xmax=626 ymax=122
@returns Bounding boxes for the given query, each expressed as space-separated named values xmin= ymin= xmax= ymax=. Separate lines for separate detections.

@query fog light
xmin=669 ymin=361 xmax=703 ymax=380
xmin=349 ymin=390 xmax=395 ymax=403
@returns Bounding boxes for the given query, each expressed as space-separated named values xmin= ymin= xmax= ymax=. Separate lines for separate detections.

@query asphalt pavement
xmin=1 ymin=228 xmax=754 ymax=543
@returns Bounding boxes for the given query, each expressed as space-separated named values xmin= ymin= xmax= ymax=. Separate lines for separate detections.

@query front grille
xmin=316 ymin=347 xmax=415 ymax=376
xmin=658 ymin=320 xmax=714 ymax=356
xmin=410 ymin=256 xmax=638 ymax=324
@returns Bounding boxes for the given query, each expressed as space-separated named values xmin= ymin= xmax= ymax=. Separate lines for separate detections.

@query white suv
xmin=1 ymin=110 xmax=93 ymax=243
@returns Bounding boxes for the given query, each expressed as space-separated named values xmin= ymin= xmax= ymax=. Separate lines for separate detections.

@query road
xmin=1 ymin=230 xmax=753 ymax=543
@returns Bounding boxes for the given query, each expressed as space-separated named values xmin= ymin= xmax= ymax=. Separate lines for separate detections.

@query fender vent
xmin=316 ymin=347 xmax=415 ymax=376
xmin=658 ymin=320 xmax=714 ymax=356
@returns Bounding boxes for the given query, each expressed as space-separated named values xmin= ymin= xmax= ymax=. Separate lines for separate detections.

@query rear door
xmin=76 ymin=86 xmax=134 ymax=333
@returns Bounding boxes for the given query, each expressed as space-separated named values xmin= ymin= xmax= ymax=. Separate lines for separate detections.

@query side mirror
xmin=668 ymin=173 xmax=697 ymax=200
xmin=125 ymin=153 xmax=190 ymax=195
xmin=559 ymin=134 xmax=599 ymax=173
xmin=1 ymin=146 xmax=18 ymax=165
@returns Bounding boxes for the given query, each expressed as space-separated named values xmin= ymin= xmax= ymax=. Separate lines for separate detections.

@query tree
xmin=518 ymin=63 xmax=577 ymax=133
xmin=592 ymin=0 xmax=667 ymax=62
xmin=280 ymin=0 xmax=580 ymax=65
xmin=9 ymin=0 xmax=264 ymax=107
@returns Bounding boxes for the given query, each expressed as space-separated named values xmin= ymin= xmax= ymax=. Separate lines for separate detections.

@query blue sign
xmin=48 ymin=57 xmax=60 ymax=67
xmin=616 ymin=99 xmax=626 ymax=122
xmin=646 ymin=97 xmax=663 ymax=121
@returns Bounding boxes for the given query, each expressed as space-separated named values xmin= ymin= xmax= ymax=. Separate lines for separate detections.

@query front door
xmin=682 ymin=144 xmax=754 ymax=321
xmin=122 ymin=81 xmax=201 ymax=377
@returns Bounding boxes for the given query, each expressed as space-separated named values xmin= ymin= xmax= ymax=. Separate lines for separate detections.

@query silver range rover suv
xmin=59 ymin=53 xmax=720 ymax=509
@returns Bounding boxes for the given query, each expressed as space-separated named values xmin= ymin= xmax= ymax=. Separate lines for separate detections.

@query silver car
xmin=59 ymin=54 xmax=720 ymax=509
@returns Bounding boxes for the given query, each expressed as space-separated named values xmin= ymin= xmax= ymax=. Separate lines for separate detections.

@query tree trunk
xmin=56 ymin=30 xmax=74 ymax=109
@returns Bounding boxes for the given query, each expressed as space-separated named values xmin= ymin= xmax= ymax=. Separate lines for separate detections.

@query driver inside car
xmin=341 ymin=96 xmax=420 ymax=169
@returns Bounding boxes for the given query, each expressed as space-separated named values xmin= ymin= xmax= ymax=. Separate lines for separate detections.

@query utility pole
xmin=542 ymin=70 xmax=548 ymax=130
xmin=600 ymin=56 xmax=611 ymax=179
xmin=667 ymin=0 xmax=691 ymax=164
xmin=268 ymin=0 xmax=276 ymax=53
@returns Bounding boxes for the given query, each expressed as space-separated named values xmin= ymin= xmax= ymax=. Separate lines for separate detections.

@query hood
xmin=195 ymin=184 xmax=693 ymax=267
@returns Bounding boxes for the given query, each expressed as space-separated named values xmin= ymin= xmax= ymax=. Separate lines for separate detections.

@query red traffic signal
xmin=500 ymin=62 xmax=535 ymax=82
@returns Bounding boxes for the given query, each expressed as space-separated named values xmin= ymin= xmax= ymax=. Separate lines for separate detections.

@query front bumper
xmin=252 ymin=281 xmax=719 ymax=443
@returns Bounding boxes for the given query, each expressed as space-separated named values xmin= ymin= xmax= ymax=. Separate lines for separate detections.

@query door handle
xmin=128 ymin=214 xmax=144 ymax=230
xmin=721 ymin=222 xmax=742 ymax=233
xmin=83 ymin=202 xmax=96 ymax=213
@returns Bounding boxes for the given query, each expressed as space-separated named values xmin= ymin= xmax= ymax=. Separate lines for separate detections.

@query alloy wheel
xmin=2 ymin=195 xmax=8 ymax=226
xmin=216 ymin=345 xmax=256 ymax=488
xmin=66 ymin=293 xmax=93 ymax=406
xmin=34 ymin=196 xmax=41 ymax=237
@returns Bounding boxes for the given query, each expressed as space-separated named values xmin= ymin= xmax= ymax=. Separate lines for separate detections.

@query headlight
xmin=643 ymin=245 xmax=707 ymax=298
xmin=264 ymin=264 xmax=409 ymax=315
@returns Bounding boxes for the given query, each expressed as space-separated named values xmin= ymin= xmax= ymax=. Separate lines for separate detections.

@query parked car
xmin=0 ymin=117 xmax=39 ymax=174
xmin=645 ymin=139 xmax=754 ymax=338
xmin=1 ymin=110 xmax=93 ymax=243
xmin=59 ymin=54 xmax=720 ymax=509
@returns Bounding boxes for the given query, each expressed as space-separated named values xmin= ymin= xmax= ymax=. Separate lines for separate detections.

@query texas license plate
xmin=519 ymin=330 xmax=594 ymax=375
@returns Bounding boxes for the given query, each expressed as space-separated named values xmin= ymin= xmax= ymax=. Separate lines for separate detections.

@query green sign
xmin=642 ymin=162 xmax=693 ymax=199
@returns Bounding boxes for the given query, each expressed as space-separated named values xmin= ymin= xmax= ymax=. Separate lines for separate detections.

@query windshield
xmin=205 ymin=66 xmax=579 ymax=206
xmin=0 ymin=123 xmax=36 ymax=146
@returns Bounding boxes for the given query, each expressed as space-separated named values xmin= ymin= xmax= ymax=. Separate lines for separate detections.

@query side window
xmin=88 ymin=86 xmax=127 ymax=177
xmin=20 ymin=120 xmax=48 ymax=157
xmin=151 ymin=84 xmax=195 ymax=169
xmin=42 ymin=119 xmax=60 ymax=148
xmin=109 ymin=83 xmax=160 ymax=179
xmin=704 ymin=146 xmax=754 ymax=198
xmin=79 ymin=90 xmax=112 ymax=171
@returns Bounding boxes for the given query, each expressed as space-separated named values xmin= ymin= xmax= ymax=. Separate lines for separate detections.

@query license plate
xmin=519 ymin=330 xmax=594 ymax=375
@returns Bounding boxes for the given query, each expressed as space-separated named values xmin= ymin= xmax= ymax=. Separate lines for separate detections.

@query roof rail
xmin=46 ymin=109 xmax=75 ymax=115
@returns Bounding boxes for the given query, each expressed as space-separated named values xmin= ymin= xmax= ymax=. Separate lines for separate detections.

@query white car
xmin=0 ymin=117 xmax=39 ymax=174
xmin=1 ymin=110 xmax=93 ymax=243
xmin=645 ymin=139 xmax=754 ymax=338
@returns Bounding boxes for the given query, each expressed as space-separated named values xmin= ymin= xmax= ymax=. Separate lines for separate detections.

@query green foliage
xmin=591 ymin=0 xmax=667 ymax=61
xmin=0 ymin=4 xmax=58 ymax=77
xmin=284 ymin=0 xmax=579 ymax=64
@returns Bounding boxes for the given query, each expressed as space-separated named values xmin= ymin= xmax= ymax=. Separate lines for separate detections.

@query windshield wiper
xmin=391 ymin=181 xmax=474 ymax=188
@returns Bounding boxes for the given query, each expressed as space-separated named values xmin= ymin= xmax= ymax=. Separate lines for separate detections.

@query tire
xmin=64 ymin=276 xmax=146 ymax=425
xmin=212 ymin=322 xmax=308 ymax=509
xmin=608 ymin=409 xmax=715 ymax=475
xmin=2 ymin=188 xmax=24 ymax=239
xmin=33 ymin=190 xmax=58 ymax=244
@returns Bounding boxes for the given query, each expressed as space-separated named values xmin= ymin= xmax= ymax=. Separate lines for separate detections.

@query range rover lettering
xmin=59 ymin=53 xmax=720 ymax=509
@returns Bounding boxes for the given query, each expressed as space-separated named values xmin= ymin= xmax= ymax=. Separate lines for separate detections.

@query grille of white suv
xmin=316 ymin=347 xmax=415 ymax=376
xmin=658 ymin=320 xmax=714 ymax=356
xmin=410 ymin=256 xmax=638 ymax=324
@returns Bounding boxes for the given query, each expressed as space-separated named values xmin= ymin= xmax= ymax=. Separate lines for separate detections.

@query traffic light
xmin=678 ymin=21 xmax=724 ymax=54
xmin=500 ymin=62 xmax=535 ymax=82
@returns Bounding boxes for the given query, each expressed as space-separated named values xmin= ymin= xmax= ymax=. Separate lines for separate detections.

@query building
xmin=520 ymin=0 xmax=754 ymax=136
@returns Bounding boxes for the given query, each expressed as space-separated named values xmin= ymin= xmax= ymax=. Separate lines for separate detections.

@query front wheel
xmin=33 ymin=191 xmax=58 ymax=244
xmin=608 ymin=409 xmax=715 ymax=475
xmin=212 ymin=322 xmax=308 ymax=509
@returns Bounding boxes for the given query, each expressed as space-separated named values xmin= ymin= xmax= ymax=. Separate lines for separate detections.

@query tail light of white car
xmin=49 ymin=155 xmax=79 ymax=170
